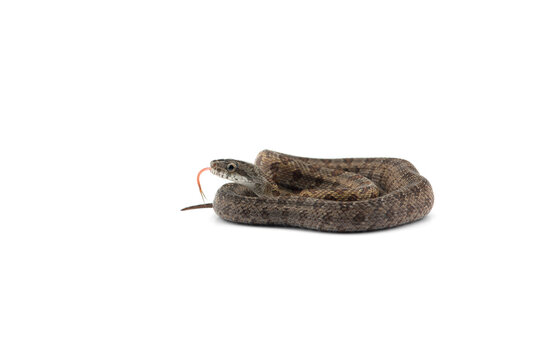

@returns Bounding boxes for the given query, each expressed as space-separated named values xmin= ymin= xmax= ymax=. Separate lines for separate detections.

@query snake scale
xmin=188 ymin=150 xmax=434 ymax=232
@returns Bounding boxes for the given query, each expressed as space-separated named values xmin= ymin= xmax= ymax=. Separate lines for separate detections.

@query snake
xmin=183 ymin=150 xmax=434 ymax=232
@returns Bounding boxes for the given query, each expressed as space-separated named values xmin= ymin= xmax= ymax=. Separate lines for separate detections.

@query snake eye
xmin=226 ymin=163 xmax=236 ymax=172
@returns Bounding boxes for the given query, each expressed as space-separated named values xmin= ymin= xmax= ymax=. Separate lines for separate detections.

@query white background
xmin=1 ymin=1 xmax=538 ymax=359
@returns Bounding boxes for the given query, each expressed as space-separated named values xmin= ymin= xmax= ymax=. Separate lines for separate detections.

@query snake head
xmin=210 ymin=159 xmax=264 ymax=184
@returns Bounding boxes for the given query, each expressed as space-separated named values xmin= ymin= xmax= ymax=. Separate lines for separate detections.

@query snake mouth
xmin=210 ymin=167 xmax=251 ymax=183
xmin=209 ymin=167 xmax=225 ymax=179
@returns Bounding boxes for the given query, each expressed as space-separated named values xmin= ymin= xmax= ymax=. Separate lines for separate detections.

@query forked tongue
xmin=181 ymin=167 xmax=212 ymax=211
xmin=197 ymin=167 xmax=211 ymax=202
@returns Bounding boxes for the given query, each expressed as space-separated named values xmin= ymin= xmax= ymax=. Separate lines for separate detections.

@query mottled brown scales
xmin=209 ymin=150 xmax=434 ymax=232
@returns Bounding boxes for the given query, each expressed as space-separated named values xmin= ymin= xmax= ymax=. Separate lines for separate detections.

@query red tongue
xmin=197 ymin=167 xmax=211 ymax=201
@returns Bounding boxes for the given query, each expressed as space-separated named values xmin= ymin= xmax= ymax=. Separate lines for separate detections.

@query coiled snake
xmin=183 ymin=150 xmax=434 ymax=232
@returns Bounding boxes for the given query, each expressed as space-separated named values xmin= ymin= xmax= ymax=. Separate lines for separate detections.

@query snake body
xmin=209 ymin=150 xmax=434 ymax=232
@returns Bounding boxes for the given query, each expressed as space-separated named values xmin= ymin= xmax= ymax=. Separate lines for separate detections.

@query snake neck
xmin=244 ymin=167 xmax=280 ymax=197
xmin=251 ymin=182 xmax=284 ymax=197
